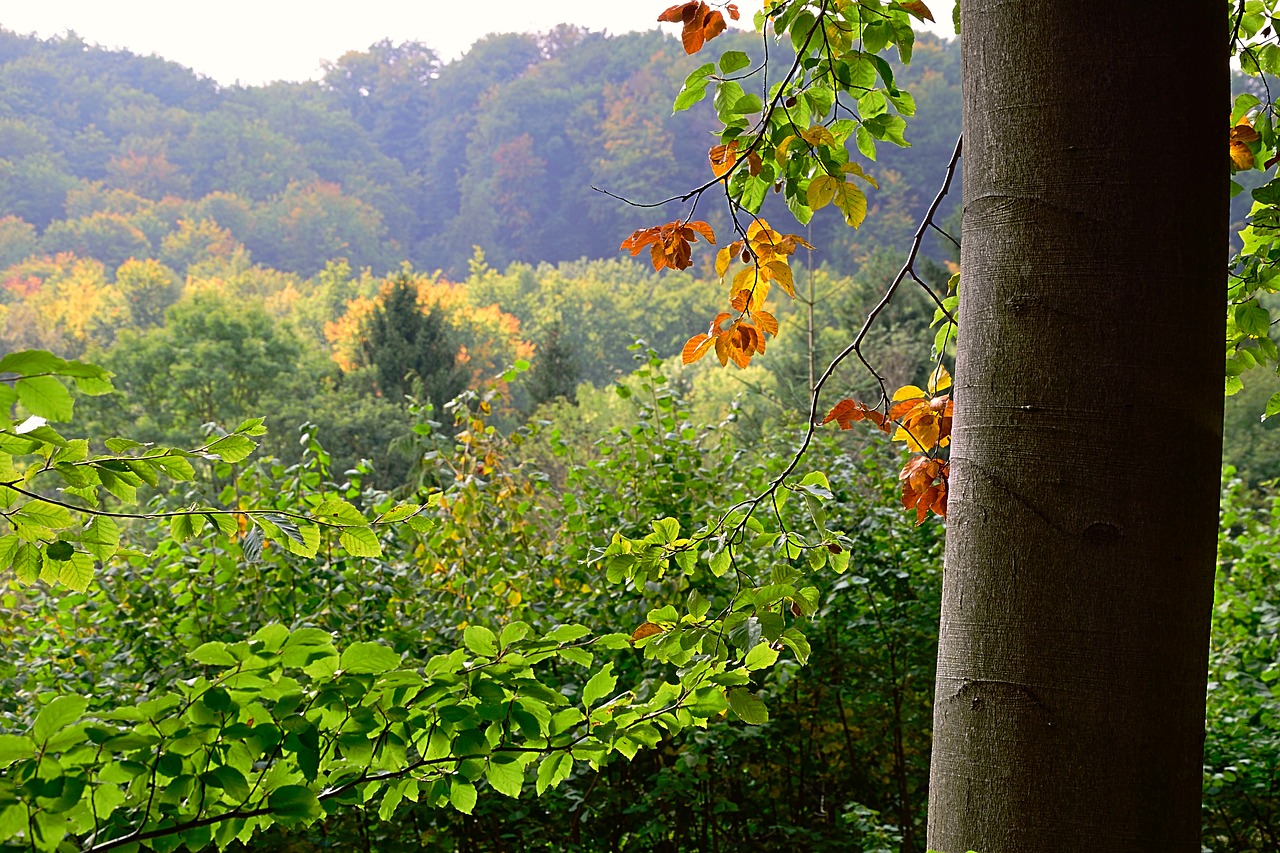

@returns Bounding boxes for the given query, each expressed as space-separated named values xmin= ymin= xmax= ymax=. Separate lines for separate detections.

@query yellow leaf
xmin=755 ymin=310 xmax=779 ymax=336
xmin=807 ymin=175 xmax=840 ymax=210
xmin=730 ymin=266 xmax=770 ymax=312
xmin=928 ymin=364 xmax=952 ymax=394
xmin=893 ymin=385 xmax=926 ymax=402
xmin=731 ymin=264 xmax=758 ymax=296
xmin=775 ymin=135 xmax=797 ymax=161
xmin=764 ymin=260 xmax=795 ymax=298
xmin=834 ymin=182 xmax=868 ymax=228
xmin=840 ymin=161 xmax=879 ymax=189
xmin=1231 ymin=140 xmax=1255 ymax=170
xmin=799 ymin=124 xmax=837 ymax=147
xmin=715 ymin=246 xmax=734 ymax=279
xmin=892 ymin=422 xmax=940 ymax=453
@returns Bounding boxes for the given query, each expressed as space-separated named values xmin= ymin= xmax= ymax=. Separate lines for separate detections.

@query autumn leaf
xmin=631 ymin=622 xmax=664 ymax=642
xmin=888 ymin=383 xmax=954 ymax=452
xmin=799 ymin=125 xmax=837 ymax=147
xmin=840 ymin=161 xmax=879 ymax=189
xmin=899 ymin=456 xmax=949 ymax=524
xmin=832 ymin=181 xmax=868 ymax=228
xmin=823 ymin=398 xmax=891 ymax=432
xmin=928 ymin=363 xmax=952 ymax=394
xmin=1231 ymin=115 xmax=1261 ymax=170
xmin=808 ymin=175 xmax=840 ymax=210
xmin=763 ymin=260 xmax=795 ymax=297
xmin=709 ymin=141 xmax=738 ymax=178
xmin=658 ymin=1 xmax=730 ymax=54
xmin=682 ymin=333 xmax=715 ymax=364
xmin=899 ymin=0 xmax=935 ymax=22
xmin=620 ymin=219 xmax=716 ymax=271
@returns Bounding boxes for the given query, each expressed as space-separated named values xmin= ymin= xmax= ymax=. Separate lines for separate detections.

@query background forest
xmin=0 ymin=22 xmax=1277 ymax=852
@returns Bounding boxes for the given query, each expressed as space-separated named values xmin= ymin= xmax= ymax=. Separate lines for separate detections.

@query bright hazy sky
xmin=0 ymin=1 xmax=954 ymax=87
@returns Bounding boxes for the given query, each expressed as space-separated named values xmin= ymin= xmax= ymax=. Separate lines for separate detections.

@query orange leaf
xmin=631 ymin=622 xmax=665 ymax=642
xmin=899 ymin=456 xmax=949 ymax=523
xmin=682 ymin=333 xmax=715 ymax=364
xmin=686 ymin=220 xmax=716 ymax=243
xmin=657 ymin=2 xmax=694 ymax=22
xmin=702 ymin=9 xmax=727 ymax=43
xmin=709 ymin=141 xmax=738 ymax=178
xmin=726 ymin=2 xmax=740 ymax=19
xmin=823 ymin=398 xmax=888 ymax=431
xmin=682 ymin=3 xmax=710 ymax=53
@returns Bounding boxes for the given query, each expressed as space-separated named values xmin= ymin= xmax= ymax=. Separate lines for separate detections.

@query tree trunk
xmin=927 ymin=3 xmax=1226 ymax=851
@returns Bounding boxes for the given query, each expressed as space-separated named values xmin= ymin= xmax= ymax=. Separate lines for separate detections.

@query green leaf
xmin=500 ymin=621 xmax=531 ymax=647
xmin=583 ymin=663 xmax=617 ymax=708
xmin=486 ymin=755 xmax=525 ymax=798
xmin=0 ymin=734 xmax=33 ymax=767
xmin=719 ymin=50 xmax=750 ymax=74
xmin=45 ymin=540 xmax=74 ymax=561
xmin=170 ymin=513 xmax=198 ymax=543
xmin=58 ymin=552 xmax=94 ymax=591
xmin=726 ymin=688 xmax=768 ymax=724
xmin=535 ymin=752 xmax=572 ymax=795
xmin=151 ymin=454 xmax=196 ymax=481
xmin=464 ymin=625 xmax=499 ymax=658
xmin=209 ymin=765 xmax=250 ymax=802
xmin=1265 ymin=391 xmax=1280 ymax=421
xmin=1235 ymin=301 xmax=1271 ymax=337
xmin=268 ymin=785 xmax=322 ymax=824
xmin=545 ymin=624 xmax=591 ymax=643
xmin=206 ymin=434 xmax=256 ymax=464
xmin=81 ymin=516 xmax=119 ymax=561
xmin=673 ymin=62 xmax=715 ymax=112
xmin=0 ymin=350 xmax=64 ymax=375
xmin=744 ymin=642 xmax=780 ymax=671
xmin=450 ymin=779 xmax=477 ymax=814
xmin=189 ymin=642 xmax=238 ymax=667
xmin=651 ymin=517 xmax=680 ymax=543
xmin=314 ymin=498 xmax=365 ymax=524
xmin=376 ymin=503 xmax=422 ymax=524
xmin=33 ymin=695 xmax=88 ymax=743
xmin=16 ymin=375 xmax=73 ymax=421
xmin=340 ymin=641 xmax=402 ymax=674
xmin=11 ymin=541 xmax=41 ymax=583
xmin=234 ymin=417 xmax=268 ymax=436
xmin=14 ymin=500 xmax=73 ymax=530
xmin=338 ymin=526 xmax=382 ymax=557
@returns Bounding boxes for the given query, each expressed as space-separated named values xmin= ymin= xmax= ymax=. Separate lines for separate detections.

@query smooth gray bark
xmin=927 ymin=2 xmax=1226 ymax=851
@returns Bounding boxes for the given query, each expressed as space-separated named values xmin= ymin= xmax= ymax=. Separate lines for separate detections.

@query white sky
xmin=0 ymin=1 xmax=954 ymax=87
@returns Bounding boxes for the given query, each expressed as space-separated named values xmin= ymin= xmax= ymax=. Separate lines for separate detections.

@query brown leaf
xmin=631 ymin=622 xmax=664 ymax=642
xmin=900 ymin=0 xmax=935 ymax=22
xmin=657 ymin=2 xmax=695 ymax=22
xmin=899 ymin=456 xmax=949 ymax=523
xmin=702 ymin=9 xmax=727 ymax=42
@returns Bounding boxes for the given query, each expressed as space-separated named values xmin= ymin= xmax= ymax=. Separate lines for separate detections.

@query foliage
xmin=0 ymin=333 xmax=966 ymax=850
xmin=1204 ymin=472 xmax=1280 ymax=851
